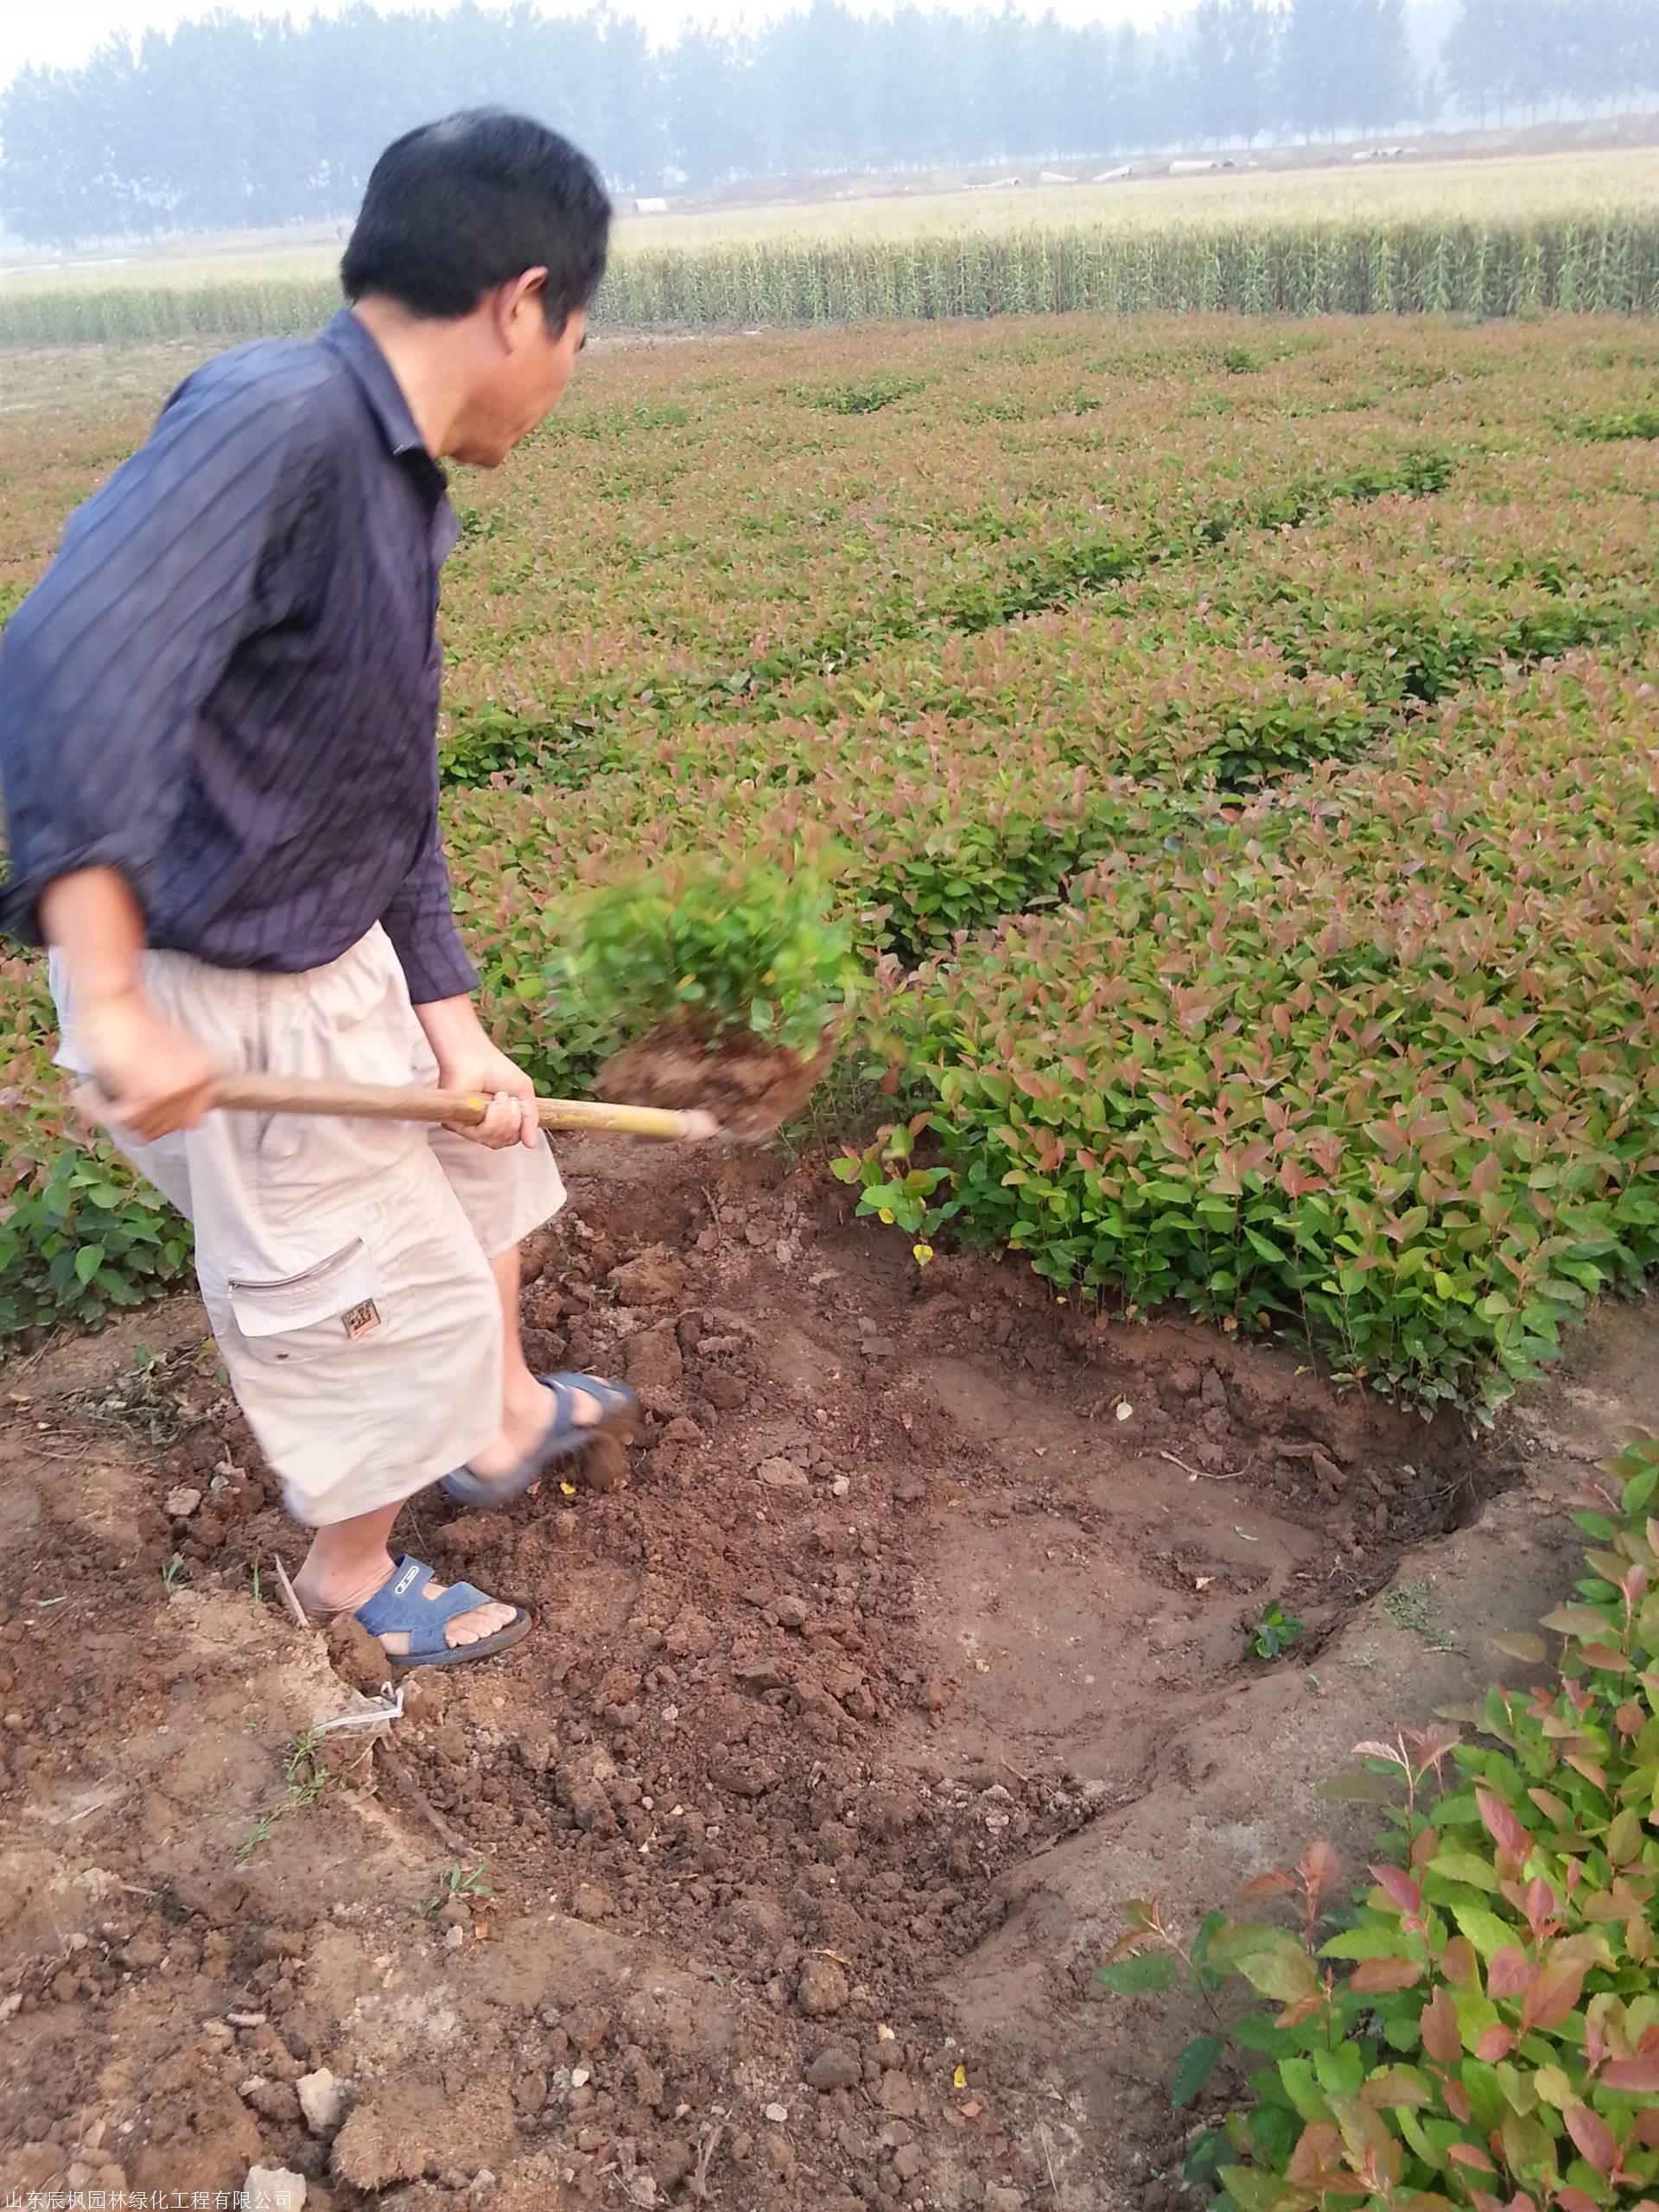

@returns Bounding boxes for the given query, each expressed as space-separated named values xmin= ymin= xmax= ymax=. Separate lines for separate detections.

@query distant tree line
xmin=2 ymin=0 xmax=1656 ymax=245
xmin=1441 ymin=0 xmax=1657 ymax=122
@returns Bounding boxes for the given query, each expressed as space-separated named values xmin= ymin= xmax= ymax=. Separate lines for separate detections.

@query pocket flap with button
xmin=228 ymin=1238 xmax=382 ymax=1356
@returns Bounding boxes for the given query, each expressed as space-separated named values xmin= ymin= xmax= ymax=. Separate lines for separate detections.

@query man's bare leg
xmin=466 ymin=1242 xmax=602 ymax=1480
xmin=295 ymin=1247 xmax=613 ymax=1643
xmin=295 ymin=1503 xmax=514 ymax=1654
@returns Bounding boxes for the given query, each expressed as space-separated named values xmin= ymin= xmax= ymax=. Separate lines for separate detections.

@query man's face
xmin=455 ymin=285 xmax=587 ymax=468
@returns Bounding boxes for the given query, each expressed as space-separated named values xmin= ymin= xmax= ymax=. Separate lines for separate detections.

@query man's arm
xmin=1 ymin=365 xmax=319 ymax=1139
xmin=382 ymin=778 xmax=539 ymax=1152
xmin=39 ymin=870 xmax=217 ymax=1140
xmin=0 ymin=367 xmax=318 ymax=949
xmin=379 ymin=816 xmax=478 ymax=1007
xmin=415 ymin=992 xmax=540 ymax=1151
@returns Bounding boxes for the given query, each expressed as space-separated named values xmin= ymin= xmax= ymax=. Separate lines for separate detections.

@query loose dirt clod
xmin=805 ymin=2046 xmax=861 ymax=2091
xmin=297 ymin=2067 xmax=348 ymax=2135
xmin=332 ymin=2102 xmax=423 ymax=2190
xmin=796 ymin=1955 xmax=850 ymax=2017
xmin=600 ymin=1019 xmax=836 ymax=1143
xmin=245 ymin=2167 xmax=306 ymax=2209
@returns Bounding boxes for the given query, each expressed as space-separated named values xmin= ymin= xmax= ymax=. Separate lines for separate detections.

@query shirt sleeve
xmin=379 ymin=814 xmax=479 ymax=1005
xmin=0 ymin=365 xmax=321 ymax=944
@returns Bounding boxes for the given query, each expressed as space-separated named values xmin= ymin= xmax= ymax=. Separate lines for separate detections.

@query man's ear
xmin=496 ymin=268 xmax=550 ymax=347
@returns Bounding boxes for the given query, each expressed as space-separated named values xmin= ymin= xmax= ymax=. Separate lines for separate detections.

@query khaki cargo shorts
xmin=51 ymin=925 xmax=565 ymax=1528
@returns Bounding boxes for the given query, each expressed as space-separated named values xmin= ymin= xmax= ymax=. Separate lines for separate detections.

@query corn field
xmin=603 ymin=217 xmax=1659 ymax=327
xmin=3 ymin=216 xmax=1657 ymax=346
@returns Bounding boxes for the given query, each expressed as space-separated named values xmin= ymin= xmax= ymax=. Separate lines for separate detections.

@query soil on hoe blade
xmin=601 ymin=1020 xmax=838 ymax=1145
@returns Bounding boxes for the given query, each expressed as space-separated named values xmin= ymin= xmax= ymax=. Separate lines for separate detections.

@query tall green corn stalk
xmin=1197 ymin=234 xmax=1224 ymax=315
xmin=4 ymin=216 xmax=1657 ymax=346
xmin=1242 ymin=233 xmax=1272 ymax=315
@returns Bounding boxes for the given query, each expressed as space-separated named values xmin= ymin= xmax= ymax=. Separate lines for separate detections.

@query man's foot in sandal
xmin=299 ymin=1554 xmax=531 ymax=1671
xmin=442 ymin=1372 xmax=638 ymax=1509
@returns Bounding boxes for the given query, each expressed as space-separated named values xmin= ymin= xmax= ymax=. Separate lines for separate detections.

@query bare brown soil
xmin=0 ymin=1132 xmax=1635 ymax=2208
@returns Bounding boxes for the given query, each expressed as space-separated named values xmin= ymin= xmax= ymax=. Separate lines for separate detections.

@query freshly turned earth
xmin=0 ymin=1130 xmax=1622 ymax=2206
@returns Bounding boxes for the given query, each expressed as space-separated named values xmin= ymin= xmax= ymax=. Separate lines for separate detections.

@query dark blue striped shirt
xmin=0 ymin=309 xmax=476 ymax=1004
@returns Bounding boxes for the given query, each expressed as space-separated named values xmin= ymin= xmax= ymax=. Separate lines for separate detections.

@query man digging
xmin=0 ymin=111 xmax=637 ymax=1670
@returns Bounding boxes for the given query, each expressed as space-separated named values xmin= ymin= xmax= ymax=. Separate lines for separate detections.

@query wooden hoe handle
xmin=202 ymin=1072 xmax=716 ymax=1142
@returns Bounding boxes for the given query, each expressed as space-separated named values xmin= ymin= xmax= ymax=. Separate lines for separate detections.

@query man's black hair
xmin=342 ymin=110 xmax=611 ymax=330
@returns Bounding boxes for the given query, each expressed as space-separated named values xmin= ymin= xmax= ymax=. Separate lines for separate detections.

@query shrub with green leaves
xmin=1 ymin=957 xmax=193 ymax=1338
xmin=1579 ymin=410 xmax=1659 ymax=444
xmin=437 ymin=705 xmax=612 ymax=792
xmin=831 ymin=1112 xmax=960 ymax=1268
xmin=807 ymin=373 xmax=925 ymax=414
xmin=552 ymin=859 xmax=857 ymax=1064
xmin=1103 ymin=1437 xmax=1659 ymax=2212
xmin=864 ymin=644 xmax=1659 ymax=1418
xmin=1248 ymin=1604 xmax=1305 ymax=1661
xmin=0 ymin=1144 xmax=194 ymax=1336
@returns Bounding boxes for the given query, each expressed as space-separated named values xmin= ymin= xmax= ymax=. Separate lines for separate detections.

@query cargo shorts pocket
xmin=226 ymin=1238 xmax=385 ymax=1366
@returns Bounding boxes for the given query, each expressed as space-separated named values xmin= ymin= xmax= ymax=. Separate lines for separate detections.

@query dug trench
xmin=0 ymin=1131 xmax=1640 ymax=2208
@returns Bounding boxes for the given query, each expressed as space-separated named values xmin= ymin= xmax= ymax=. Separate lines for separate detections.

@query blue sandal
xmin=354 ymin=1555 xmax=532 ymax=1672
xmin=440 ymin=1373 xmax=639 ymax=1510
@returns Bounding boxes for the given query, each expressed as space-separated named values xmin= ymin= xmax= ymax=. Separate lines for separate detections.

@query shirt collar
xmin=319 ymin=308 xmax=432 ymax=461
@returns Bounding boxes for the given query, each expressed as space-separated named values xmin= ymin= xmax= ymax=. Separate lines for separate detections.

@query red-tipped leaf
xmin=1477 ymin=1788 xmax=1531 ymax=1858
xmin=1238 ymin=1870 xmax=1298 ymax=1904
xmin=1447 ymin=2143 xmax=1497 ymax=2172
xmin=1522 ymin=1953 xmax=1586 ymax=2033
xmin=1522 ymin=1878 xmax=1557 ymax=1937
xmin=1603 ymin=2057 xmax=1659 ymax=2093
xmin=1564 ymin=2103 xmax=1618 ymax=2177
xmin=1440 ymin=1936 xmax=1479 ymax=1990
xmin=1370 ymin=1864 xmax=1422 ymax=1918
xmin=1349 ymin=1955 xmax=1424 ymax=1993
xmin=1421 ymin=1984 xmax=1462 ymax=2064
xmin=1488 ymin=1947 xmax=1533 ymax=2000
xmin=1300 ymin=1839 xmax=1341 ymax=1903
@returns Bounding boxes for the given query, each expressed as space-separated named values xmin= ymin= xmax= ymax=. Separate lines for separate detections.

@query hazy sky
xmin=4 ymin=0 xmax=1190 ymax=82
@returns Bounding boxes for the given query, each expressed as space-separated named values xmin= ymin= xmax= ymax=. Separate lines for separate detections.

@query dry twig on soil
xmin=269 ymin=1553 xmax=311 ymax=1632
xmin=687 ymin=2119 xmax=725 ymax=2202
xmin=1158 ymin=1449 xmax=1246 ymax=1483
